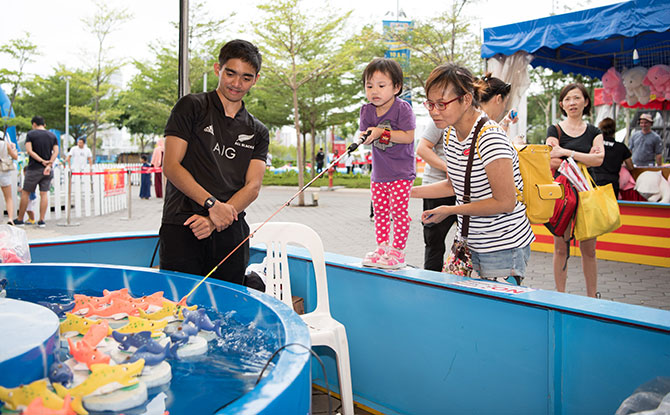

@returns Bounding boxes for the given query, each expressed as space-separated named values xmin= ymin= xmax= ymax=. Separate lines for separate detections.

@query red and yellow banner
xmin=103 ymin=169 xmax=125 ymax=196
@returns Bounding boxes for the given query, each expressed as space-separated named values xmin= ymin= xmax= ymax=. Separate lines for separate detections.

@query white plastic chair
xmin=249 ymin=222 xmax=354 ymax=415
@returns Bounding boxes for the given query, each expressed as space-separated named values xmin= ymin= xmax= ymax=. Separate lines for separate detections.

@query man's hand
xmin=184 ymin=214 xmax=215 ymax=240
xmin=208 ymin=201 xmax=238 ymax=231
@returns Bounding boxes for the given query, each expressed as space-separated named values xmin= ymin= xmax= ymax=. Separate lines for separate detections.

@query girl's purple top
xmin=359 ymin=97 xmax=416 ymax=182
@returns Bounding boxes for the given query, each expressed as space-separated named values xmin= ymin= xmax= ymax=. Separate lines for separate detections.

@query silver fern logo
xmin=204 ymin=125 xmax=214 ymax=135
xmin=237 ymin=134 xmax=254 ymax=142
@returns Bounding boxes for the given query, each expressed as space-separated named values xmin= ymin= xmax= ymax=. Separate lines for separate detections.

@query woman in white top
xmin=411 ymin=63 xmax=534 ymax=283
xmin=0 ymin=134 xmax=19 ymax=224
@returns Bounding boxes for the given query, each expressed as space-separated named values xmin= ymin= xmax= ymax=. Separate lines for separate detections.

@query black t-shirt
xmin=591 ymin=139 xmax=632 ymax=181
xmin=162 ymin=91 xmax=269 ymax=225
xmin=26 ymin=129 xmax=58 ymax=171
xmin=547 ymin=123 xmax=601 ymax=154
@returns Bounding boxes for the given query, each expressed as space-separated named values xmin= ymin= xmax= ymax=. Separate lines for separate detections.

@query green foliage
xmin=262 ymin=170 xmax=422 ymax=188
xmin=0 ymin=33 xmax=40 ymax=135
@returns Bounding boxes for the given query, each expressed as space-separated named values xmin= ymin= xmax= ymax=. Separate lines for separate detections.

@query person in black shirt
xmin=159 ymin=39 xmax=269 ymax=286
xmin=590 ymin=117 xmax=633 ymax=197
xmin=15 ymin=116 xmax=59 ymax=227
xmin=316 ymin=148 xmax=325 ymax=173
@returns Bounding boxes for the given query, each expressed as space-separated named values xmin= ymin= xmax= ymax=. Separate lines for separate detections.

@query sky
xmin=1 ymin=0 xmax=624 ymax=85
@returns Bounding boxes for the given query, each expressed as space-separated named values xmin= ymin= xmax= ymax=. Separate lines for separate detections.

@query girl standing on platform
xmin=359 ymin=58 xmax=416 ymax=269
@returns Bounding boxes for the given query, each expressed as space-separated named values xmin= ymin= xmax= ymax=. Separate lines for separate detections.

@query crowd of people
xmin=3 ymin=38 xmax=666 ymax=299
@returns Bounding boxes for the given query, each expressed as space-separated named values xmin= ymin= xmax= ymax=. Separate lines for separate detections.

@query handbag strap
xmin=460 ymin=115 xmax=490 ymax=238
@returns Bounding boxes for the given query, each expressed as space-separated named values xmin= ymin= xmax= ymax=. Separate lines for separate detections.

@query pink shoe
xmin=375 ymin=248 xmax=405 ymax=270
xmin=362 ymin=245 xmax=387 ymax=267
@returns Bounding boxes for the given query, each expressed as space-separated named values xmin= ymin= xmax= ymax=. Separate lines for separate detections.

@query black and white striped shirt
xmin=443 ymin=114 xmax=535 ymax=253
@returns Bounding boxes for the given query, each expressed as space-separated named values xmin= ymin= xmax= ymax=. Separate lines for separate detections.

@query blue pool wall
xmin=0 ymin=262 xmax=311 ymax=415
xmin=28 ymin=232 xmax=670 ymax=415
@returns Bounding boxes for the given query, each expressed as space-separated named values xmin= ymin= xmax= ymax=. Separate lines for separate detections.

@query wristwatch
xmin=203 ymin=196 xmax=217 ymax=209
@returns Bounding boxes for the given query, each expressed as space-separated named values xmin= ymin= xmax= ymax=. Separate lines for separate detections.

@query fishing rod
xmin=178 ymin=130 xmax=373 ymax=305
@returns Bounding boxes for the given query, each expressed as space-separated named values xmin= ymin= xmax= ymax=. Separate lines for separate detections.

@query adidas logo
xmin=204 ymin=125 xmax=214 ymax=135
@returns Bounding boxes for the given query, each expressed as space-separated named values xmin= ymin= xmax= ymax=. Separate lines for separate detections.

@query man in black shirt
xmin=316 ymin=148 xmax=325 ymax=173
xmin=15 ymin=116 xmax=59 ymax=227
xmin=160 ymin=39 xmax=269 ymax=285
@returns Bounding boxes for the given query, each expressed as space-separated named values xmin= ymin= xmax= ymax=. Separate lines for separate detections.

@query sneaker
xmin=25 ymin=218 xmax=36 ymax=225
xmin=375 ymin=248 xmax=405 ymax=270
xmin=12 ymin=219 xmax=24 ymax=226
xmin=37 ymin=220 xmax=46 ymax=228
xmin=362 ymin=245 xmax=387 ymax=267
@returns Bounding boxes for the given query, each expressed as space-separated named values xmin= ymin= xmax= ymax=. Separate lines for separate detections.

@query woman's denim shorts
xmin=471 ymin=244 xmax=531 ymax=278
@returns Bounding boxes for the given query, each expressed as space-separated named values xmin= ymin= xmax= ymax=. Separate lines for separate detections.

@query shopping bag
xmin=443 ymin=239 xmax=473 ymax=277
xmin=574 ymin=165 xmax=621 ymax=241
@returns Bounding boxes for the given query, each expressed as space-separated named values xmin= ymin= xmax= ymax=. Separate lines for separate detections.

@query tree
xmin=0 ymin=34 xmax=39 ymax=135
xmin=81 ymin=0 xmax=132 ymax=159
xmin=385 ymin=2 xmax=481 ymax=100
xmin=254 ymin=0 xmax=357 ymax=205
xmin=13 ymin=67 xmax=94 ymax=143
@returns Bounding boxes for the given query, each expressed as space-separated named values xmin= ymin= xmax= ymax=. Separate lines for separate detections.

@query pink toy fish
xmin=22 ymin=394 xmax=77 ymax=415
xmin=85 ymin=298 xmax=148 ymax=319
xmin=130 ymin=291 xmax=177 ymax=309
xmin=81 ymin=319 xmax=110 ymax=347
xmin=71 ymin=294 xmax=108 ymax=314
xmin=67 ymin=338 xmax=110 ymax=370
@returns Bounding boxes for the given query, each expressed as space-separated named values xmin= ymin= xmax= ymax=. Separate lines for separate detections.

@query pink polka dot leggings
xmin=371 ymin=179 xmax=413 ymax=250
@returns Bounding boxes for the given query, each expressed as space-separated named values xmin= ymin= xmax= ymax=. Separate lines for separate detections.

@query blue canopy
xmin=481 ymin=0 xmax=670 ymax=78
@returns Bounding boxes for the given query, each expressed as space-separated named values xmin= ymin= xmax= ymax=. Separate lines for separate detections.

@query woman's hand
xmin=184 ymin=214 xmax=215 ymax=240
xmin=421 ymin=205 xmax=452 ymax=225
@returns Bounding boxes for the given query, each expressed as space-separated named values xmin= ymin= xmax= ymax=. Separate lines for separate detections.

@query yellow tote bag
xmin=574 ymin=164 xmax=621 ymax=241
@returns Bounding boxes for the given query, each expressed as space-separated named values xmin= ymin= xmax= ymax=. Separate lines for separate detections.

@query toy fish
xmin=81 ymin=319 xmax=110 ymax=347
xmin=111 ymin=330 xmax=164 ymax=353
xmin=138 ymin=301 xmax=197 ymax=321
xmin=0 ymin=379 xmax=66 ymax=412
xmin=53 ymin=360 xmax=145 ymax=415
xmin=22 ymin=394 xmax=77 ymax=415
xmin=130 ymin=291 xmax=176 ymax=308
xmin=39 ymin=301 xmax=76 ymax=318
xmin=59 ymin=313 xmax=103 ymax=336
xmin=101 ymin=288 xmax=132 ymax=300
xmin=67 ymin=338 xmax=110 ymax=370
xmin=85 ymin=298 xmax=148 ymax=319
xmin=49 ymin=358 xmax=74 ymax=386
xmin=169 ymin=322 xmax=199 ymax=347
xmin=115 ymin=315 xmax=168 ymax=336
xmin=183 ymin=308 xmax=218 ymax=331
xmin=71 ymin=294 xmax=108 ymax=314
xmin=126 ymin=343 xmax=170 ymax=366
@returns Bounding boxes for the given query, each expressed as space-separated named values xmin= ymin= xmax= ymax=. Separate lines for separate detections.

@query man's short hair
xmin=77 ymin=137 xmax=86 ymax=144
xmin=218 ymin=39 xmax=262 ymax=74
xmin=31 ymin=116 xmax=46 ymax=126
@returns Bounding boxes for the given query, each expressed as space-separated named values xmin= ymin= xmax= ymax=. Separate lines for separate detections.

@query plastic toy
xmin=112 ymin=330 xmax=165 ymax=353
xmin=115 ymin=315 xmax=168 ymax=336
xmin=0 ymin=379 xmax=67 ymax=412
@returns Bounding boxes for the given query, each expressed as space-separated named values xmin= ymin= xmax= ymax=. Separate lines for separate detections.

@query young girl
xmin=359 ymin=58 xmax=416 ymax=269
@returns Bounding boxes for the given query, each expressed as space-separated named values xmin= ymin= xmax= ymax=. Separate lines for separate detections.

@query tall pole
xmin=178 ymin=0 xmax=190 ymax=99
xmin=203 ymin=71 xmax=207 ymax=93
xmin=65 ymin=77 xmax=70 ymax=150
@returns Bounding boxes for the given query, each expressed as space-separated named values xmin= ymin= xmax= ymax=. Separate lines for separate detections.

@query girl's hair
xmin=559 ymin=83 xmax=592 ymax=116
xmin=598 ymin=117 xmax=616 ymax=140
xmin=479 ymin=73 xmax=511 ymax=103
xmin=362 ymin=58 xmax=404 ymax=97
xmin=424 ymin=63 xmax=486 ymax=107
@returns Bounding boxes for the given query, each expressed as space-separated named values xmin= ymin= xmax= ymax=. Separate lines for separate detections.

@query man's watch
xmin=204 ymin=196 xmax=217 ymax=209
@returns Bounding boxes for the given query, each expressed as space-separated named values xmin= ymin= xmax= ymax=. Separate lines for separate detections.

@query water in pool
xmin=5 ymin=288 xmax=282 ymax=414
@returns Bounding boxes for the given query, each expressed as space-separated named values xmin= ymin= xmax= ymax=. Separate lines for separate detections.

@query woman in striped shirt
xmin=411 ymin=63 xmax=534 ymax=284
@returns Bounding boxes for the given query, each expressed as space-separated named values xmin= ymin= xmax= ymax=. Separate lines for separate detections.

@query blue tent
xmin=481 ymin=0 xmax=670 ymax=78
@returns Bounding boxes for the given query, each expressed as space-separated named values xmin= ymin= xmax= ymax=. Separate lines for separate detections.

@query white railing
xmin=2 ymin=163 xmax=156 ymax=223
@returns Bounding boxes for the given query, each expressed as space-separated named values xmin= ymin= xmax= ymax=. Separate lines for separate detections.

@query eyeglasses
xmin=423 ymin=95 xmax=463 ymax=111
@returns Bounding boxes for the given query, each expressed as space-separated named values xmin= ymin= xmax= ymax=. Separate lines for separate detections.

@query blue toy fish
xmin=39 ymin=301 xmax=75 ymax=318
xmin=169 ymin=322 xmax=199 ymax=347
xmin=183 ymin=308 xmax=218 ymax=331
xmin=48 ymin=358 xmax=73 ymax=386
xmin=111 ymin=330 xmax=164 ymax=354
xmin=126 ymin=343 xmax=170 ymax=366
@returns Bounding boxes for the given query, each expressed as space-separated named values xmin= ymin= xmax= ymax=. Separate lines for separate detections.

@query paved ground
xmin=20 ymin=185 xmax=670 ymax=311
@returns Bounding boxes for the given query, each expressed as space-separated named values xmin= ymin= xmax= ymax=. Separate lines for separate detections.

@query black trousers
xmin=159 ymin=214 xmax=249 ymax=285
xmin=423 ymin=196 xmax=457 ymax=271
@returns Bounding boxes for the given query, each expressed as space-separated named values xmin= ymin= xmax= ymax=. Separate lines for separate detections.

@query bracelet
xmin=570 ymin=150 xmax=575 ymax=159
xmin=380 ymin=128 xmax=391 ymax=140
